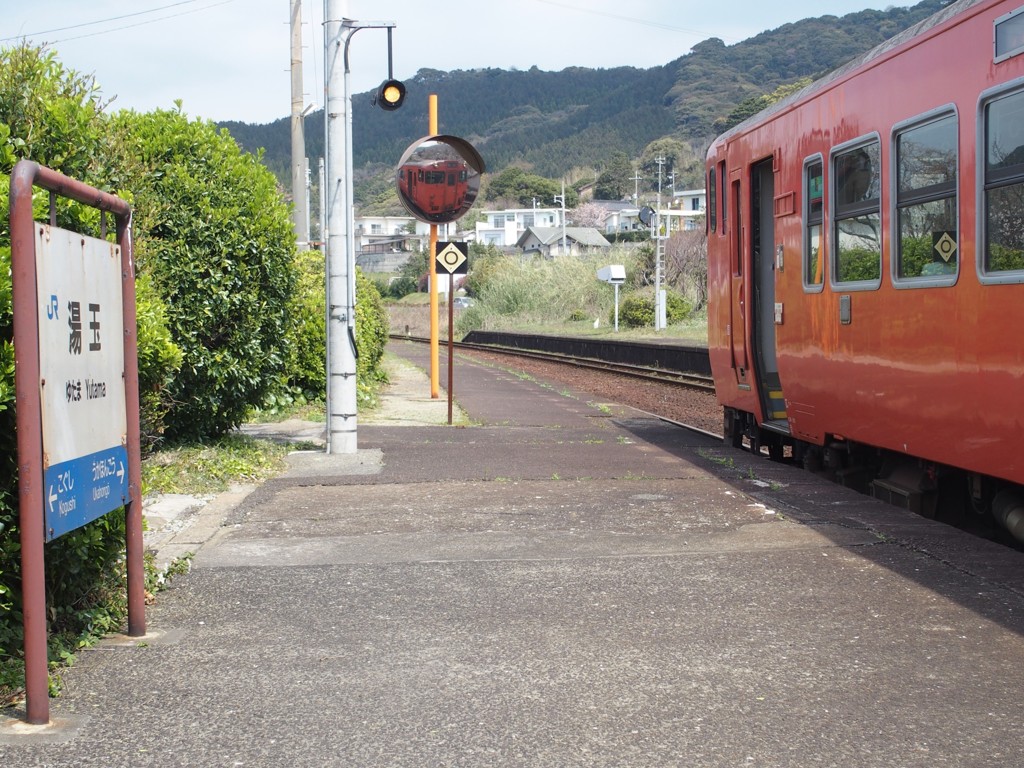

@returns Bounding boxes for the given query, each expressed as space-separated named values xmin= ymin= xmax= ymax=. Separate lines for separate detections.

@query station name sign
xmin=35 ymin=225 xmax=128 ymax=540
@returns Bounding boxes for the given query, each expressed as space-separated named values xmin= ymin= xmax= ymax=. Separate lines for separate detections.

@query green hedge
xmin=110 ymin=108 xmax=296 ymax=442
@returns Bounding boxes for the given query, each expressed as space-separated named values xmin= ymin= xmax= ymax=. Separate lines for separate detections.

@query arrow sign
xmin=436 ymin=241 xmax=469 ymax=274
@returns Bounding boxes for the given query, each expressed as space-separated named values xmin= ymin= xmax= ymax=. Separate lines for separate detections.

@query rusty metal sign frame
xmin=9 ymin=160 xmax=145 ymax=725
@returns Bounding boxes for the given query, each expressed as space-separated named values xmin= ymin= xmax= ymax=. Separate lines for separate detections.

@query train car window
xmin=708 ymin=166 xmax=717 ymax=233
xmin=720 ymin=161 xmax=727 ymax=234
xmin=832 ymin=138 xmax=881 ymax=286
xmin=803 ymin=157 xmax=824 ymax=290
xmin=995 ymin=6 xmax=1024 ymax=63
xmin=894 ymin=112 xmax=958 ymax=282
xmin=983 ymin=88 xmax=1024 ymax=276
xmin=732 ymin=180 xmax=742 ymax=276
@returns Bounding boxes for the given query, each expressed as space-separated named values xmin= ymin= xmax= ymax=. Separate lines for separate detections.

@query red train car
xmin=397 ymin=158 xmax=471 ymax=222
xmin=706 ymin=0 xmax=1024 ymax=532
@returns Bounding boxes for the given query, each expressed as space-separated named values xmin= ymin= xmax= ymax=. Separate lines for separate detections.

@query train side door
xmin=728 ymin=172 xmax=750 ymax=386
xmin=750 ymin=158 xmax=787 ymax=428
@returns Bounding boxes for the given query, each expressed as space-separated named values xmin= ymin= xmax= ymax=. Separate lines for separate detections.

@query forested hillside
xmin=220 ymin=0 xmax=952 ymax=200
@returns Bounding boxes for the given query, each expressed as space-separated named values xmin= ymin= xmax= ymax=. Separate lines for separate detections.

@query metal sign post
xmin=10 ymin=160 xmax=144 ymax=725
xmin=436 ymin=242 xmax=468 ymax=425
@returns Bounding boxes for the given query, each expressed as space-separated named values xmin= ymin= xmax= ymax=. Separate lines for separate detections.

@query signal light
xmin=374 ymin=79 xmax=406 ymax=111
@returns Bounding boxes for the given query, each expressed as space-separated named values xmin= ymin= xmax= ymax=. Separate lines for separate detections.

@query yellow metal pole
xmin=429 ymin=93 xmax=440 ymax=398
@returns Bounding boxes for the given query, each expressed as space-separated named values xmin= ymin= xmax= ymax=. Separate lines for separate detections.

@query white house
xmin=475 ymin=207 xmax=561 ymax=247
xmin=592 ymin=189 xmax=707 ymax=237
xmin=353 ymin=215 xmax=431 ymax=272
xmin=666 ymin=188 xmax=706 ymax=232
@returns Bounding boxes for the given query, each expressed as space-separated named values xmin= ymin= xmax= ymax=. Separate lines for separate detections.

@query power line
xmin=531 ymin=0 xmax=730 ymax=41
xmin=2 ymin=0 xmax=233 ymax=45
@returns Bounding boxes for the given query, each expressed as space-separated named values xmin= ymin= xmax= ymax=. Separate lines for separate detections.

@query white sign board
xmin=35 ymin=225 xmax=128 ymax=540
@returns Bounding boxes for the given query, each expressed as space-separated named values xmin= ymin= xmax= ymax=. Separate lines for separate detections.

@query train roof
xmin=710 ymin=0 xmax=987 ymax=151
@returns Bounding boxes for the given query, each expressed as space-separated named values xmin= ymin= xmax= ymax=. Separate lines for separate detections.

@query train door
xmin=750 ymin=159 xmax=787 ymax=431
xmin=728 ymin=172 xmax=750 ymax=387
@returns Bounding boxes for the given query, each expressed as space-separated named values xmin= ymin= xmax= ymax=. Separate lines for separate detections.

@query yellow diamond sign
xmin=436 ymin=241 xmax=468 ymax=274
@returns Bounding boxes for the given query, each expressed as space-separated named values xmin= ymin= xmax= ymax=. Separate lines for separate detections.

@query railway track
xmin=390 ymin=334 xmax=717 ymax=393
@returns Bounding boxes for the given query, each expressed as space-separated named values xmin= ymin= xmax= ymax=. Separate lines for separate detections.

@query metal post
xmin=654 ymin=156 xmax=664 ymax=331
xmin=554 ymin=182 xmax=566 ymax=256
xmin=429 ymin=94 xmax=440 ymax=399
xmin=614 ymin=283 xmax=620 ymax=332
xmin=10 ymin=164 xmax=48 ymax=725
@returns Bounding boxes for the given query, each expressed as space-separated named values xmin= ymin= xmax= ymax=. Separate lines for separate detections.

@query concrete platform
xmin=3 ymin=339 xmax=1024 ymax=767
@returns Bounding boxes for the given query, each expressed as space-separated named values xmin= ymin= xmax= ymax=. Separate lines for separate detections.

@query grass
xmin=142 ymin=434 xmax=293 ymax=496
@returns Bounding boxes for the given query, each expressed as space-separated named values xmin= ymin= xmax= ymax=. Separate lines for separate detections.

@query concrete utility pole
xmin=554 ymin=181 xmax=567 ymax=255
xmin=631 ymin=171 xmax=643 ymax=204
xmin=324 ymin=0 xmax=357 ymax=453
xmin=290 ymin=0 xmax=309 ymax=249
xmin=323 ymin=2 xmax=396 ymax=454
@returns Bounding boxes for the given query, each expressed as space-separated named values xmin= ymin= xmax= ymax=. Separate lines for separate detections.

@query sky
xmin=3 ymin=0 xmax=907 ymax=125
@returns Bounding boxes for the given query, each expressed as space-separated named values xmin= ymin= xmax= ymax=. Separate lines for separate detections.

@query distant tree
xmin=594 ymin=152 xmax=633 ymax=200
xmin=639 ymin=138 xmax=703 ymax=193
xmin=665 ymin=230 xmax=709 ymax=311
xmin=485 ymin=167 xmax=578 ymax=208
xmin=720 ymin=77 xmax=814 ymax=132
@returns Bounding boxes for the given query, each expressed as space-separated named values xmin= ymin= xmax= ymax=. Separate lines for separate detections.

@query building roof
xmin=516 ymin=226 xmax=612 ymax=249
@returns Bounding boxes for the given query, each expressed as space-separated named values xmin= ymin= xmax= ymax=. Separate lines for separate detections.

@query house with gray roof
xmin=515 ymin=226 xmax=612 ymax=258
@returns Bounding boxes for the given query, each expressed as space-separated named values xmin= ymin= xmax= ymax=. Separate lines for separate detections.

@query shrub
xmin=616 ymin=289 xmax=692 ymax=328
xmin=355 ymin=268 xmax=389 ymax=406
xmin=283 ymin=249 xmax=327 ymax=399
xmin=0 ymin=42 xmax=180 ymax=693
xmin=110 ymin=108 xmax=297 ymax=441
xmin=619 ymin=293 xmax=655 ymax=328
xmin=385 ymin=275 xmax=418 ymax=300
xmin=134 ymin=272 xmax=183 ymax=452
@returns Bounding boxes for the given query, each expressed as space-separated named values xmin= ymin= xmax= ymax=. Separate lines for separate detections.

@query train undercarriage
xmin=723 ymin=406 xmax=1024 ymax=548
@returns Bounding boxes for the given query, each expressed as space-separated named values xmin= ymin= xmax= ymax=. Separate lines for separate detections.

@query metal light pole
xmin=654 ymin=156 xmax=666 ymax=331
xmin=323 ymin=0 xmax=396 ymax=454
xmin=554 ymin=181 xmax=567 ymax=256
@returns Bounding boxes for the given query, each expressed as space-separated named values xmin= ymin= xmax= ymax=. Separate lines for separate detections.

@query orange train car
xmin=706 ymin=0 xmax=1024 ymax=532
xmin=397 ymin=158 xmax=471 ymax=223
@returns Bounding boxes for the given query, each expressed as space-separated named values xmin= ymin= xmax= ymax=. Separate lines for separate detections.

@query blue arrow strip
xmin=44 ymin=445 xmax=130 ymax=542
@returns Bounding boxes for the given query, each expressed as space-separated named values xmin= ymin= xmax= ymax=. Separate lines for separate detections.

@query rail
xmin=390 ymin=333 xmax=716 ymax=393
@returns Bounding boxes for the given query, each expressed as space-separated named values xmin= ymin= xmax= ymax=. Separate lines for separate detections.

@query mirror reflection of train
xmin=397 ymin=158 xmax=472 ymax=222
xmin=395 ymin=134 xmax=485 ymax=225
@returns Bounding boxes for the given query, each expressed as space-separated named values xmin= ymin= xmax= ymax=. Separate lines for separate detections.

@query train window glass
xmin=894 ymin=114 xmax=958 ymax=280
xmin=995 ymin=7 xmax=1024 ymax=63
xmin=984 ymin=89 xmax=1024 ymax=274
xmin=804 ymin=158 xmax=824 ymax=289
xmin=833 ymin=139 xmax=881 ymax=285
xmin=708 ymin=166 xmax=717 ymax=233
xmin=732 ymin=180 xmax=742 ymax=276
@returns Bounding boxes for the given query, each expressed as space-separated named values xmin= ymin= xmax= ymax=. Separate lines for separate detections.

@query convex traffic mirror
xmin=396 ymin=135 xmax=485 ymax=224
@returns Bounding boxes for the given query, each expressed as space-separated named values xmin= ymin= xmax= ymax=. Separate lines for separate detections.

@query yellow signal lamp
xmin=375 ymin=79 xmax=406 ymax=111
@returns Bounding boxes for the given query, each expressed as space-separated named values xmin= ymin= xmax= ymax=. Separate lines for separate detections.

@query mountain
xmin=218 ymin=0 xmax=953 ymax=204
